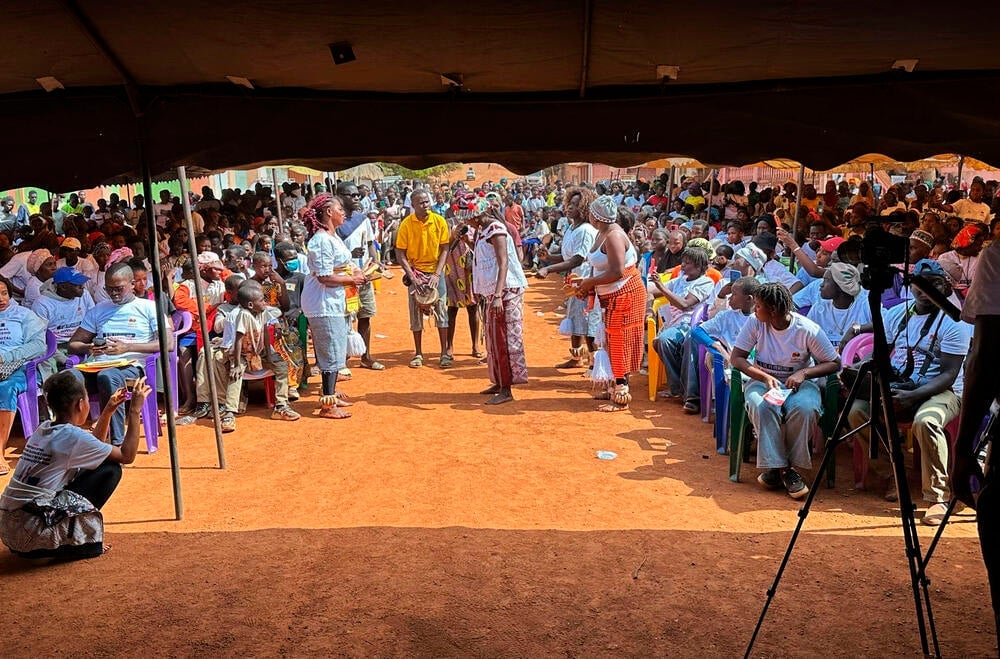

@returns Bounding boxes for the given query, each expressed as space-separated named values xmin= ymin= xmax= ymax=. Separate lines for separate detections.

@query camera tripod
xmin=744 ymin=284 xmax=942 ymax=658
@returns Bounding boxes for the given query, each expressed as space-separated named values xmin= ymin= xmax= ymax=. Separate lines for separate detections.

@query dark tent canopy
xmin=5 ymin=0 xmax=1000 ymax=189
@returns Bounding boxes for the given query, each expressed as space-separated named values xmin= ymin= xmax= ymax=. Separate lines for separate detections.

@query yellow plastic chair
xmin=646 ymin=316 xmax=666 ymax=401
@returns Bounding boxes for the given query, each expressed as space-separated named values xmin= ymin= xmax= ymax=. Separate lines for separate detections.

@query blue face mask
xmin=283 ymin=258 xmax=299 ymax=272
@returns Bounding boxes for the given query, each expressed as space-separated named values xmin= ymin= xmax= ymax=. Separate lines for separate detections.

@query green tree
xmin=376 ymin=162 xmax=461 ymax=180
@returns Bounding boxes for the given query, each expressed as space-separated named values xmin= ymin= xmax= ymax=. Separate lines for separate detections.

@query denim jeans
xmin=653 ymin=322 xmax=691 ymax=398
xmin=745 ymin=379 xmax=822 ymax=470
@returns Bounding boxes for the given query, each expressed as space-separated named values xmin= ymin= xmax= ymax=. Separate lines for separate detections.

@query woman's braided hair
xmin=755 ymin=282 xmax=793 ymax=319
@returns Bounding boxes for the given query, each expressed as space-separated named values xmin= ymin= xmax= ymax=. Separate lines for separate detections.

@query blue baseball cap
xmin=912 ymin=258 xmax=946 ymax=279
xmin=52 ymin=267 xmax=89 ymax=285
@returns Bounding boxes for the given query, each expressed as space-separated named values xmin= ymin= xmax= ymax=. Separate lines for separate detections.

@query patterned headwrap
xmin=687 ymin=237 xmax=714 ymax=260
xmin=302 ymin=192 xmax=334 ymax=236
xmin=951 ymin=222 xmax=988 ymax=250
xmin=828 ymin=262 xmax=862 ymax=297
xmin=26 ymin=248 xmax=53 ymax=275
xmin=452 ymin=191 xmax=489 ymax=221
xmin=735 ymin=243 xmax=766 ymax=272
xmin=108 ymin=246 xmax=134 ymax=266
xmin=589 ymin=195 xmax=618 ymax=223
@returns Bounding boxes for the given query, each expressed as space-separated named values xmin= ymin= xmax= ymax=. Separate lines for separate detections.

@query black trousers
xmin=65 ymin=459 xmax=122 ymax=509
xmin=979 ymin=452 xmax=1000 ymax=639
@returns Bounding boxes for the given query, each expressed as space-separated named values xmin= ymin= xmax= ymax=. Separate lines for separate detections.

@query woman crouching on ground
xmin=0 ymin=372 xmax=151 ymax=559
xmin=575 ymin=195 xmax=646 ymax=412
xmin=300 ymin=193 xmax=368 ymax=419
xmin=466 ymin=195 xmax=529 ymax=404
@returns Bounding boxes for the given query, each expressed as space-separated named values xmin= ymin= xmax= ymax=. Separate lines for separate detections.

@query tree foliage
xmin=375 ymin=162 xmax=462 ymax=180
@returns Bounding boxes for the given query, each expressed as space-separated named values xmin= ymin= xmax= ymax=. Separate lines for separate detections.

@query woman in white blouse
xmin=300 ymin=194 xmax=368 ymax=419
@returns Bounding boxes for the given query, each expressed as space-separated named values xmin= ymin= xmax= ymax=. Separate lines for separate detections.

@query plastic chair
xmin=65 ymin=315 xmax=183 ymax=454
xmin=728 ymin=365 xmax=839 ymax=485
xmin=646 ymin=316 xmax=665 ymax=401
xmin=241 ymin=324 xmax=278 ymax=408
xmin=16 ymin=331 xmax=57 ymax=438
xmin=169 ymin=310 xmax=193 ymax=412
xmin=841 ymin=332 xmax=875 ymax=366
xmin=707 ymin=351 xmax=729 ymax=454
xmin=686 ymin=303 xmax=710 ymax=423
xmin=297 ymin=313 xmax=309 ymax=390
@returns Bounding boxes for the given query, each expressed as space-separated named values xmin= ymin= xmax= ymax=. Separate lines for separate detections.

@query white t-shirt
xmin=301 ymin=230 xmax=352 ymax=318
xmin=153 ymin=202 xmax=173 ymax=227
xmin=762 ymin=260 xmax=800 ymax=290
xmin=734 ymin=313 xmax=838 ymax=386
xmin=23 ymin=276 xmax=47 ymax=308
xmin=658 ymin=274 xmax=714 ymax=327
xmin=57 ymin=257 xmax=98 ymax=279
xmin=963 ymin=239 xmax=1000 ymax=321
xmin=32 ymin=290 xmax=96 ymax=342
xmin=951 ymin=199 xmax=991 ymax=224
xmin=341 ymin=215 xmax=373 ymax=269
xmin=561 ymin=223 xmax=598 ymax=277
xmin=534 ymin=220 xmax=551 ymax=239
xmin=0 ymin=251 xmax=32 ymax=293
xmin=806 ymin=295 xmax=872 ymax=344
xmin=937 ymin=251 xmax=977 ymax=294
xmin=80 ymin=297 xmax=159 ymax=363
xmin=87 ymin=270 xmax=111 ymax=305
xmin=626 ymin=196 xmax=645 ymax=215
xmin=793 ymin=278 xmax=822 ymax=310
xmin=699 ymin=308 xmax=751 ymax=349
xmin=0 ymin=422 xmax=112 ymax=509
xmin=882 ymin=303 xmax=971 ymax=396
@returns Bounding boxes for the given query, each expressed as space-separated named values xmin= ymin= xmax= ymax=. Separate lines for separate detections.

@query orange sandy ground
xmin=1 ymin=272 xmax=994 ymax=657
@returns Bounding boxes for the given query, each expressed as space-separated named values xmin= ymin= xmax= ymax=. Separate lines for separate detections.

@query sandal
xmin=338 ymin=367 xmax=353 ymax=379
xmin=0 ymin=459 xmax=9 ymax=477
xmin=360 ymin=359 xmax=386 ymax=370
xmin=472 ymin=348 xmax=485 ymax=358
xmin=440 ymin=354 xmax=454 ymax=369
xmin=682 ymin=400 xmax=700 ymax=414
xmin=409 ymin=355 xmax=424 ymax=368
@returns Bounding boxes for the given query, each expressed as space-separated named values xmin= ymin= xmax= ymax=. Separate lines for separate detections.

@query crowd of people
xmin=0 ymin=166 xmax=997 ymax=559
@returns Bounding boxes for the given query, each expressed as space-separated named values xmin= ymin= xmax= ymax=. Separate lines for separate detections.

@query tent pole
xmin=271 ymin=167 xmax=285 ymax=235
xmin=957 ymin=155 xmax=965 ymax=192
xmin=870 ymin=163 xmax=878 ymax=205
xmin=668 ymin=165 xmax=675 ymax=198
xmin=177 ymin=166 xmax=226 ymax=468
xmin=141 ymin=161 xmax=183 ymax=520
xmin=792 ymin=163 xmax=805 ymax=236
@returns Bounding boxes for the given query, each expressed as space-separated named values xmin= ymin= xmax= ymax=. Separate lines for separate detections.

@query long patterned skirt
xmin=485 ymin=288 xmax=528 ymax=387
xmin=598 ymin=268 xmax=646 ymax=379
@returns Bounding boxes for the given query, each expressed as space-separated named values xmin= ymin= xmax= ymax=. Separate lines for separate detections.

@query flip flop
xmin=0 ymin=459 xmax=10 ymax=477
xmin=472 ymin=349 xmax=485 ymax=358
xmin=409 ymin=355 xmax=424 ymax=368
xmin=440 ymin=354 xmax=454 ymax=369
xmin=360 ymin=360 xmax=386 ymax=370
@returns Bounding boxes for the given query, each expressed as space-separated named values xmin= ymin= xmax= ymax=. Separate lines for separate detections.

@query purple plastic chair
xmin=16 ymin=331 xmax=57 ymax=438
xmin=685 ymin=304 xmax=712 ymax=423
xmin=64 ymin=311 xmax=189 ymax=454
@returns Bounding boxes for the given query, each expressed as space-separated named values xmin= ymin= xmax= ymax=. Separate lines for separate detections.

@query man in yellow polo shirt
xmin=395 ymin=189 xmax=451 ymax=368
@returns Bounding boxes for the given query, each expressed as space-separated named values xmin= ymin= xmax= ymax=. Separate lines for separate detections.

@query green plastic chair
xmin=728 ymin=366 xmax=839 ymax=487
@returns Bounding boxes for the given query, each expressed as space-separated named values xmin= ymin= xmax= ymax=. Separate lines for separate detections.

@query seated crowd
xmin=0 ymin=171 xmax=994 ymax=558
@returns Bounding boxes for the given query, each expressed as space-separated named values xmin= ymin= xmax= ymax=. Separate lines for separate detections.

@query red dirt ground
xmin=1 ymin=272 xmax=994 ymax=657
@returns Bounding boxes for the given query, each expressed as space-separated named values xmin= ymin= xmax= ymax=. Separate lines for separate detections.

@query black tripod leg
xmin=743 ymin=437 xmax=842 ymax=658
xmin=745 ymin=362 xmax=877 ymax=657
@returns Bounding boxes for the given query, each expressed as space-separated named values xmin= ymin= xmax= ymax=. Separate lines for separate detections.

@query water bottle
xmin=93 ymin=331 xmax=106 ymax=350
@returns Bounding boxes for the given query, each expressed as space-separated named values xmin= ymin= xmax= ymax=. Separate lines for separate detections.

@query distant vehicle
xmin=525 ymin=170 xmax=544 ymax=185
xmin=466 ymin=167 xmax=476 ymax=180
